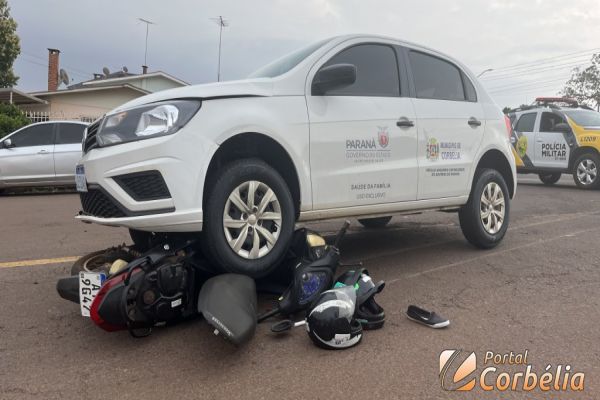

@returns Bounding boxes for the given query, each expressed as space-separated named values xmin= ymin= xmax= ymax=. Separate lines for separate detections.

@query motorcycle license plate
xmin=79 ymin=271 xmax=106 ymax=317
xmin=75 ymin=164 xmax=87 ymax=192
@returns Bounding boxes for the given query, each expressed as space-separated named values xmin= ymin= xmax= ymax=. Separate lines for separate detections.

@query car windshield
xmin=563 ymin=109 xmax=600 ymax=127
xmin=248 ymin=39 xmax=331 ymax=79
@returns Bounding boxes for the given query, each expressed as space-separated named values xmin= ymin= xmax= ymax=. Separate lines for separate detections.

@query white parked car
xmin=0 ymin=121 xmax=87 ymax=193
xmin=76 ymin=35 xmax=516 ymax=277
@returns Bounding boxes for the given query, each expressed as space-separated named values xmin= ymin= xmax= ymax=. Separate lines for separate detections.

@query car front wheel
xmin=572 ymin=153 xmax=600 ymax=189
xmin=203 ymin=159 xmax=295 ymax=278
xmin=459 ymin=168 xmax=510 ymax=249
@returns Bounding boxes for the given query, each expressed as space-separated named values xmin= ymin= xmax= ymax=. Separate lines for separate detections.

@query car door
xmin=306 ymin=41 xmax=418 ymax=210
xmin=535 ymin=112 xmax=570 ymax=169
xmin=0 ymin=123 xmax=55 ymax=185
xmin=54 ymin=122 xmax=86 ymax=183
xmin=513 ymin=112 xmax=538 ymax=168
xmin=406 ymin=49 xmax=486 ymax=200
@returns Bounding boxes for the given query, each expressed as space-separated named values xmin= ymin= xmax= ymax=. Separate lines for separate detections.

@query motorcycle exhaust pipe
xmin=56 ymin=276 xmax=80 ymax=304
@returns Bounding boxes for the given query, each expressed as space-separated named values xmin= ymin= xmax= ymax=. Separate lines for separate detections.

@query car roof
xmin=26 ymin=120 xmax=89 ymax=126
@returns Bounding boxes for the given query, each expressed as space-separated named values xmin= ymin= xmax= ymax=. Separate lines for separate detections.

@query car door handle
xmin=396 ymin=117 xmax=415 ymax=128
xmin=468 ymin=117 xmax=482 ymax=127
xmin=38 ymin=150 xmax=49 ymax=154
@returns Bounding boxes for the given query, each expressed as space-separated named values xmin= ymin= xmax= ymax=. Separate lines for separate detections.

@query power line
xmin=488 ymin=47 xmax=600 ymax=73
xmin=482 ymin=60 xmax=590 ymax=81
xmin=488 ymin=76 xmax=571 ymax=94
xmin=21 ymin=50 xmax=93 ymax=77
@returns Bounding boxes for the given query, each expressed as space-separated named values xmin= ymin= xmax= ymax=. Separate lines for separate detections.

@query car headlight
xmin=96 ymin=100 xmax=201 ymax=147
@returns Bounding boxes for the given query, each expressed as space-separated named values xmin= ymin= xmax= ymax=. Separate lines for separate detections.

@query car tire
xmin=538 ymin=172 xmax=561 ymax=185
xmin=459 ymin=168 xmax=510 ymax=249
xmin=572 ymin=153 xmax=600 ymax=190
xmin=203 ymin=158 xmax=295 ymax=278
xmin=358 ymin=216 xmax=392 ymax=229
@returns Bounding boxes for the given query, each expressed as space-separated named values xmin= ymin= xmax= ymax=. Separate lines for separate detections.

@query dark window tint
xmin=463 ymin=73 xmax=477 ymax=102
xmin=10 ymin=124 xmax=54 ymax=147
xmin=409 ymin=51 xmax=465 ymax=101
xmin=56 ymin=123 xmax=86 ymax=144
xmin=320 ymin=44 xmax=400 ymax=97
xmin=515 ymin=113 xmax=537 ymax=132
xmin=540 ymin=112 xmax=565 ymax=132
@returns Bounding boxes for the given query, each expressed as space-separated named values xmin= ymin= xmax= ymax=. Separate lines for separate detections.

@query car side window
xmin=319 ymin=44 xmax=400 ymax=97
xmin=9 ymin=124 xmax=54 ymax=147
xmin=540 ymin=112 xmax=565 ymax=132
xmin=515 ymin=113 xmax=537 ymax=132
xmin=409 ymin=51 xmax=465 ymax=101
xmin=56 ymin=123 xmax=86 ymax=144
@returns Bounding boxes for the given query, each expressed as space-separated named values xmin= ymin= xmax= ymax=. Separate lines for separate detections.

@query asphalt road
xmin=1 ymin=175 xmax=599 ymax=399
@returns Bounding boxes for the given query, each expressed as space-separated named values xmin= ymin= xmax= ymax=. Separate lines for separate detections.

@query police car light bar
xmin=534 ymin=97 xmax=578 ymax=106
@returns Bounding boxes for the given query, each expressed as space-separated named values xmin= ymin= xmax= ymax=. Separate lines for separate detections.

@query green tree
xmin=0 ymin=102 xmax=29 ymax=138
xmin=0 ymin=0 xmax=20 ymax=87
xmin=562 ymin=53 xmax=600 ymax=111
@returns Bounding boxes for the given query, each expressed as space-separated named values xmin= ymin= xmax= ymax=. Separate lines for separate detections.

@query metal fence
xmin=23 ymin=111 xmax=100 ymax=124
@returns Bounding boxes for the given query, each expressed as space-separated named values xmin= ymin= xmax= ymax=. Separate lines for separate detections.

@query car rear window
xmin=56 ymin=123 xmax=86 ymax=144
xmin=409 ymin=51 xmax=465 ymax=101
xmin=562 ymin=110 xmax=600 ymax=127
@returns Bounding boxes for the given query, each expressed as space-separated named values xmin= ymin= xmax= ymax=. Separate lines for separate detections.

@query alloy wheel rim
xmin=576 ymin=159 xmax=597 ymax=185
xmin=223 ymin=180 xmax=282 ymax=259
xmin=480 ymin=182 xmax=505 ymax=235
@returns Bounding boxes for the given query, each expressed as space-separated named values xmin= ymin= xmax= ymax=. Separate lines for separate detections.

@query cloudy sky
xmin=10 ymin=0 xmax=600 ymax=108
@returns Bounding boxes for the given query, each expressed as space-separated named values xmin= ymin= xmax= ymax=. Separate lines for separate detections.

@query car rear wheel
xmin=358 ymin=216 xmax=392 ymax=229
xmin=538 ymin=172 xmax=561 ymax=185
xmin=572 ymin=153 xmax=600 ymax=189
xmin=459 ymin=168 xmax=510 ymax=249
xmin=203 ymin=159 xmax=295 ymax=278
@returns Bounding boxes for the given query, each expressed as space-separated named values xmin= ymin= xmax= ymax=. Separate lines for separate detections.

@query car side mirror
xmin=553 ymin=122 xmax=571 ymax=133
xmin=312 ymin=63 xmax=357 ymax=95
xmin=2 ymin=138 xmax=13 ymax=149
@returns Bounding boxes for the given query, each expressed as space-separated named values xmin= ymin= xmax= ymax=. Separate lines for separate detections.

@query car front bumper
xmin=76 ymin=123 xmax=217 ymax=233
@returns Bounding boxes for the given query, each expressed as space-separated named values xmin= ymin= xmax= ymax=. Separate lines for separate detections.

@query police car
xmin=508 ymin=97 xmax=600 ymax=189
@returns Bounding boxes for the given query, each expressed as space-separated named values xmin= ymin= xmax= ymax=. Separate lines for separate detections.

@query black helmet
xmin=306 ymin=286 xmax=363 ymax=350
xmin=334 ymin=269 xmax=385 ymax=330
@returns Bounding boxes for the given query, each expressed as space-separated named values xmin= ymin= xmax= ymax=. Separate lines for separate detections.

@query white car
xmin=76 ymin=35 xmax=516 ymax=277
xmin=0 ymin=121 xmax=88 ymax=193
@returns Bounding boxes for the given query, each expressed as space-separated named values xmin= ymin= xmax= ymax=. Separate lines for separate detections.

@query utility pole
xmin=210 ymin=16 xmax=229 ymax=82
xmin=138 ymin=18 xmax=156 ymax=68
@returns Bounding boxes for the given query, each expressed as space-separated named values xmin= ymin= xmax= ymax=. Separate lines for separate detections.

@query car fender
xmin=197 ymin=96 xmax=312 ymax=211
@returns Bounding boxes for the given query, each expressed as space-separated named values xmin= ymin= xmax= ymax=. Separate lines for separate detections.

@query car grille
xmin=113 ymin=171 xmax=171 ymax=201
xmin=80 ymin=188 xmax=126 ymax=218
xmin=83 ymin=119 xmax=101 ymax=153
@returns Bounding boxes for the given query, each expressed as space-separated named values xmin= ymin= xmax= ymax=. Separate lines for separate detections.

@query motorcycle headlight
xmin=96 ymin=100 xmax=201 ymax=147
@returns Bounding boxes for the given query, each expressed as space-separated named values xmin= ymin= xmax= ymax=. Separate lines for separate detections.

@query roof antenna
xmin=138 ymin=18 xmax=156 ymax=69
xmin=210 ymin=16 xmax=229 ymax=82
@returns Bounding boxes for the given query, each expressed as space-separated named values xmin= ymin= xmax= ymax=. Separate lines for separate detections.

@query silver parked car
xmin=0 ymin=121 xmax=87 ymax=193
